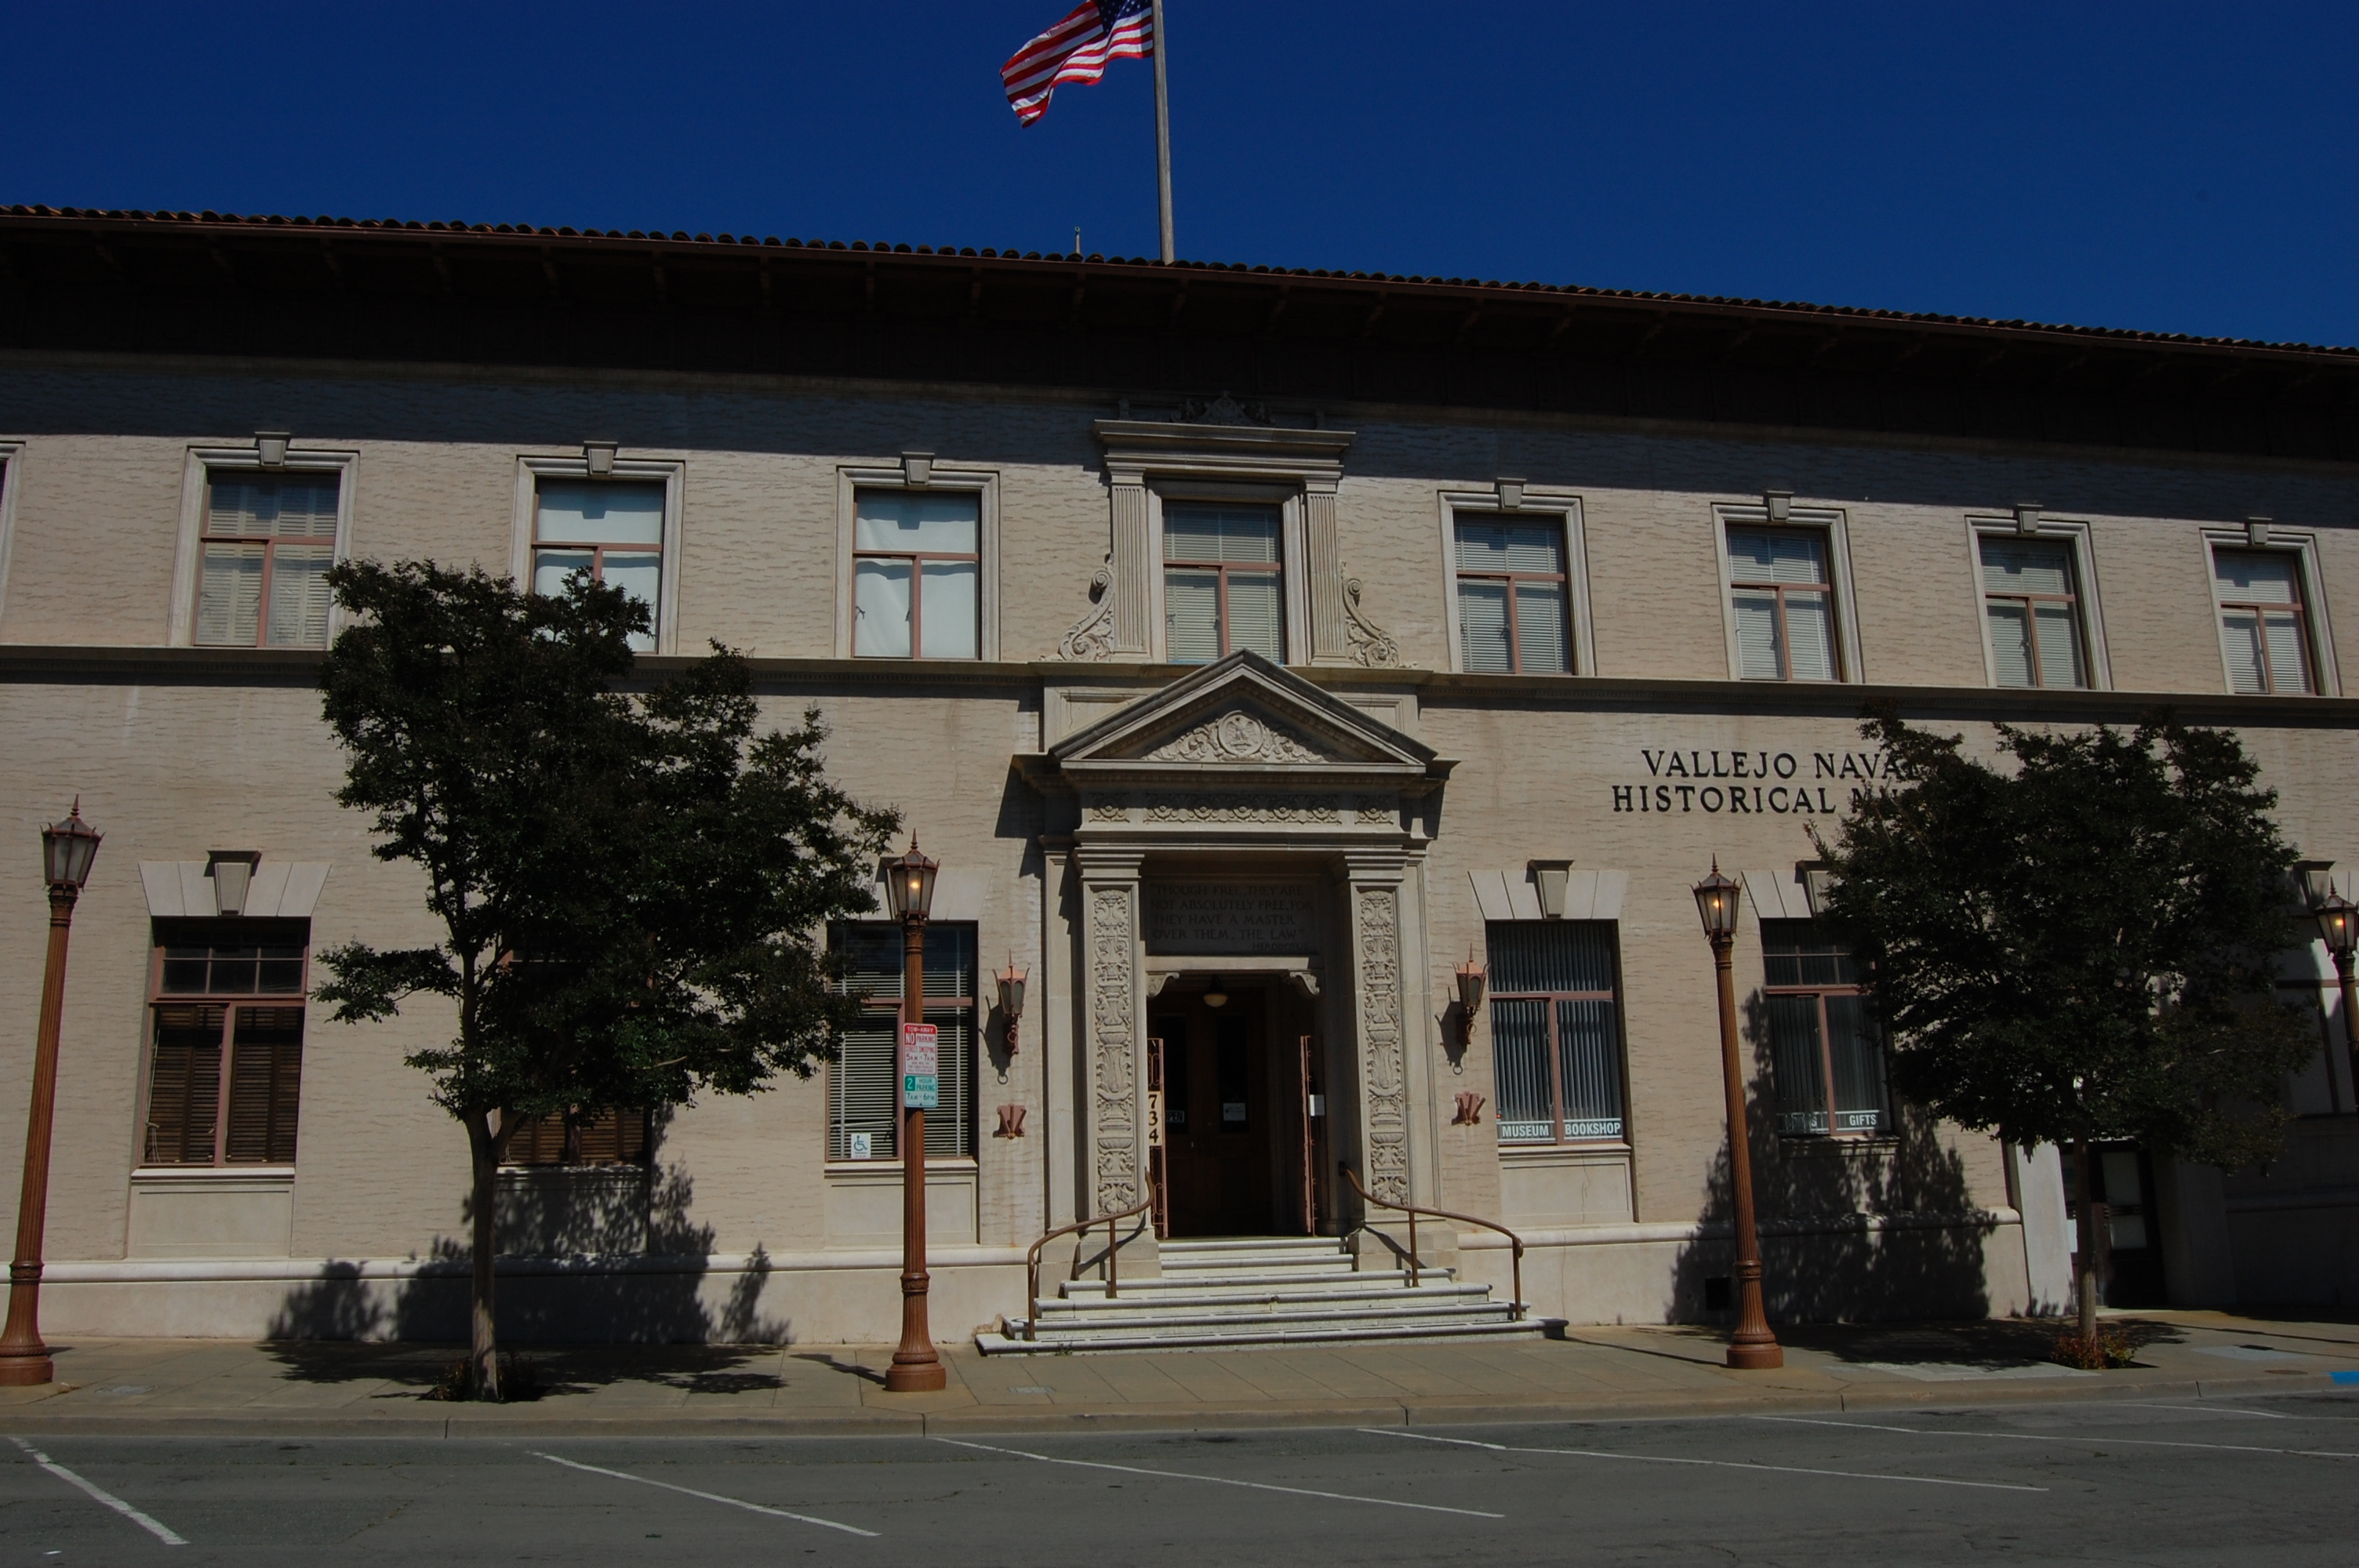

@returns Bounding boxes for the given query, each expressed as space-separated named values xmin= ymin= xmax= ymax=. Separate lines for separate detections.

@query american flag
xmin=1001 ymin=0 xmax=1154 ymax=126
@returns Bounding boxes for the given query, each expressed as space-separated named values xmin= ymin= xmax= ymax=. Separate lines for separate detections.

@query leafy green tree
xmin=1814 ymin=709 xmax=2314 ymax=1341
xmin=312 ymin=561 xmax=896 ymax=1398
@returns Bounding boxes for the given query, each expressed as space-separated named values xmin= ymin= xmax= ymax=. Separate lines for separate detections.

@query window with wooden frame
xmin=1726 ymin=526 xmax=1840 ymax=681
xmin=2212 ymin=546 xmax=2314 ymax=695
xmin=1979 ymin=535 xmax=2088 ymax=689
xmin=143 ymin=920 xmax=309 ymax=1166
xmin=194 ymin=471 xmax=340 ymax=648
xmin=1761 ymin=920 xmax=1888 ymax=1137
xmin=1486 ymin=921 xmax=1627 ymax=1144
xmin=532 ymin=479 xmax=666 ymax=652
xmin=828 ymin=923 xmax=976 ymax=1160
xmin=1163 ymin=502 xmax=1284 ymax=663
xmin=500 ymin=1107 xmax=651 ymax=1167
xmin=1456 ymin=516 xmax=1572 ymax=674
xmin=852 ymin=490 xmax=980 ymax=659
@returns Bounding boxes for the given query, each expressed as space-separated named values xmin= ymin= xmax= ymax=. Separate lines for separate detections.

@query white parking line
xmin=1365 ymin=1427 xmax=2048 ymax=1493
xmin=8 ymin=1436 xmax=187 ymax=1546
xmin=1750 ymin=1414 xmax=2359 ymax=1461
xmin=934 ymin=1437 xmax=1505 ymax=1518
xmin=528 ymin=1451 xmax=878 ymax=1537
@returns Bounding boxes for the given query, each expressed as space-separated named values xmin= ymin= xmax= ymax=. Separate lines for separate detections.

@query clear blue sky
xmin=9 ymin=2 xmax=2352 ymax=346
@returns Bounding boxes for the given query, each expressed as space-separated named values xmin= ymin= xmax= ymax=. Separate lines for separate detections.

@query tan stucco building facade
xmin=0 ymin=206 xmax=2354 ymax=1344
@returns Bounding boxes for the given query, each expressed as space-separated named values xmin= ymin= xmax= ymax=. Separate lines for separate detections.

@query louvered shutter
xmin=226 ymin=1006 xmax=304 ymax=1163
xmin=147 ymin=1004 xmax=225 ymax=1163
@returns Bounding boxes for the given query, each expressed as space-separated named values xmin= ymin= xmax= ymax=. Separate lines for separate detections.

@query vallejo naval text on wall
xmin=1612 ymin=748 xmax=1895 ymax=816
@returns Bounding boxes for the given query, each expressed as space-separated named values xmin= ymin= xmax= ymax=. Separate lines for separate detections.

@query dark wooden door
xmin=1153 ymin=998 xmax=1273 ymax=1236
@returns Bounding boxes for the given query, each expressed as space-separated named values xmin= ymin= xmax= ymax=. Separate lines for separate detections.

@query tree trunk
xmin=2074 ymin=1136 xmax=2099 ymax=1343
xmin=466 ymin=1111 xmax=502 ymax=1402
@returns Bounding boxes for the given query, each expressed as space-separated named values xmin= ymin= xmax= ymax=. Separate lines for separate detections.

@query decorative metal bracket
xmin=1056 ymin=563 xmax=1118 ymax=661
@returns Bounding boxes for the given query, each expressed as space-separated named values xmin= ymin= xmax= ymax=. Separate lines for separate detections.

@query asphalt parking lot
xmin=7 ymin=1391 xmax=2357 ymax=1564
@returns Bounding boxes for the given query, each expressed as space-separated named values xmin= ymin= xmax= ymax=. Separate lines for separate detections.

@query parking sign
xmin=899 ymin=1022 xmax=939 ymax=1110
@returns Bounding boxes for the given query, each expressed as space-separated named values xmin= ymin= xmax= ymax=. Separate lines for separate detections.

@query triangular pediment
xmin=1047 ymin=652 xmax=1439 ymax=784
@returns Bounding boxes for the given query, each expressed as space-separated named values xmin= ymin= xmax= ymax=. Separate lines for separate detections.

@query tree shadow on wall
xmin=264 ymin=1152 xmax=793 ymax=1378
xmin=1669 ymin=992 xmax=1992 ymax=1329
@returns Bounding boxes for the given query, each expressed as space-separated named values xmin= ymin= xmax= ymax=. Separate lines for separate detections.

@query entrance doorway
xmin=1150 ymin=982 xmax=1318 ymax=1237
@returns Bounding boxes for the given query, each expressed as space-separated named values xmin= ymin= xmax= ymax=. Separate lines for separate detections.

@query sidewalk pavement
xmin=2 ymin=1309 xmax=2354 ymax=1438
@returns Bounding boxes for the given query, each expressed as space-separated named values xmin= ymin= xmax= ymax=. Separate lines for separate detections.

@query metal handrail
xmin=1022 ymin=1192 xmax=1158 ymax=1341
xmin=1339 ymin=1161 xmax=1526 ymax=1320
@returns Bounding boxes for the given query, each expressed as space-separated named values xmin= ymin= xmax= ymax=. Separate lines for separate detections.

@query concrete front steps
xmin=977 ymin=1235 xmax=1554 ymax=1354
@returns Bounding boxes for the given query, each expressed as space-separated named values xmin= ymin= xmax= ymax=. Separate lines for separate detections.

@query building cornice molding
xmin=2 ymin=644 xmax=2352 ymax=728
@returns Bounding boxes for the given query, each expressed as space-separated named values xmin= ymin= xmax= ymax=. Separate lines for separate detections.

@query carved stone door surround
xmin=1024 ymin=651 xmax=1454 ymax=1228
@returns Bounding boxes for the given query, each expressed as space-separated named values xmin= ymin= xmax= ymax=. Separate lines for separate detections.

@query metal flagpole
xmin=1150 ymin=0 xmax=1174 ymax=263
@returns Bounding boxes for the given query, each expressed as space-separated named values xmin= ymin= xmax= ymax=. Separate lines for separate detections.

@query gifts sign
xmin=899 ymin=1022 xmax=940 ymax=1111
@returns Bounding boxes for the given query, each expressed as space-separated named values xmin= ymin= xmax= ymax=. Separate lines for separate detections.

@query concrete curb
xmin=2 ymin=1369 xmax=2339 ymax=1440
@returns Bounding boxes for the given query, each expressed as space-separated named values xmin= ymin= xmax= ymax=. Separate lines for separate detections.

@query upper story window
xmin=1761 ymin=921 xmax=1887 ymax=1137
xmin=1726 ymin=526 xmax=1839 ymax=681
xmin=195 ymin=472 xmax=340 ymax=648
xmin=1979 ymin=535 xmax=2087 ymax=689
xmin=533 ymin=479 xmax=666 ymax=652
xmin=144 ymin=919 xmax=309 ymax=1167
xmin=1487 ymin=920 xmax=1627 ymax=1145
xmin=853 ymin=490 xmax=980 ymax=659
xmin=829 ymin=923 xmax=976 ymax=1160
xmin=2212 ymin=547 xmax=2314 ymax=695
xmin=1164 ymin=502 xmax=1284 ymax=664
xmin=1456 ymin=517 xmax=1571 ymax=674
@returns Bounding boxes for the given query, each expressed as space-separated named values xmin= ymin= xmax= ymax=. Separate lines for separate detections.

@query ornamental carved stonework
xmin=1089 ymin=885 xmax=1140 ymax=1213
xmin=1143 ymin=793 xmax=1341 ymax=823
xmin=1342 ymin=575 xmax=1401 ymax=669
xmin=1057 ymin=565 xmax=1117 ymax=661
xmin=1147 ymin=710 xmax=1325 ymax=764
xmin=1356 ymin=884 xmax=1410 ymax=1206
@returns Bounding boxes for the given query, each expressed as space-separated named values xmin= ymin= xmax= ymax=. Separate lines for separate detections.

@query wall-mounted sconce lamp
xmin=1454 ymin=949 xmax=1487 ymax=1047
xmin=208 ymin=851 xmax=261 ymax=917
xmin=995 ymin=956 xmax=1027 ymax=1055
xmin=583 ymin=441 xmax=619 ymax=479
xmin=1201 ymin=975 xmax=1229 ymax=1008
xmin=255 ymin=432 xmax=290 ymax=469
xmin=1528 ymin=858 xmax=1574 ymax=920
xmin=1763 ymin=488 xmax=1793 ymax=523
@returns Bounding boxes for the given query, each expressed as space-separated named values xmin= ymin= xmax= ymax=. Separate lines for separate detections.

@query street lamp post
xmin=1693 ymin=859 xmax=1783 ymax=1370
xmin=2311 ymin=889 xmax=2359 ymax=1113
xmin=0 ymin=803 xmax=102 ymax=1386
xmin=881 ymin=840 xmax=946 ymax=1393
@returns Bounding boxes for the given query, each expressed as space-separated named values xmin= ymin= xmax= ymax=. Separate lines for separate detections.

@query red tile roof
xmin=5 ymin=202 xmax=2348 ymax=359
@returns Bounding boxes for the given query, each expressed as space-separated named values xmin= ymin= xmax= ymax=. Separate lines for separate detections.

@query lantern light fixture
xmin=995 ymin=955 xmax=1028 ymax=1053
xmin=2317 ymin=891 xmax=2357 ymax=961
xmin=39 ymin=802 xmax=101 ymax=892
xmin=1202 ymin=975 xmax=1228 ymax=1008
xmin=1454 ymin=948 xmax=1488 ymax=1046
xmin=1692 ymin=858 xmax=1741 ymax=942
xmin=881 ymin=840 xmax=938 ymax=924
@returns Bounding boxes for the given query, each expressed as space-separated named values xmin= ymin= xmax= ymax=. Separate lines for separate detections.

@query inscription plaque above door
xmin=1145 ymin=882 xmax=1318 ymax=955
